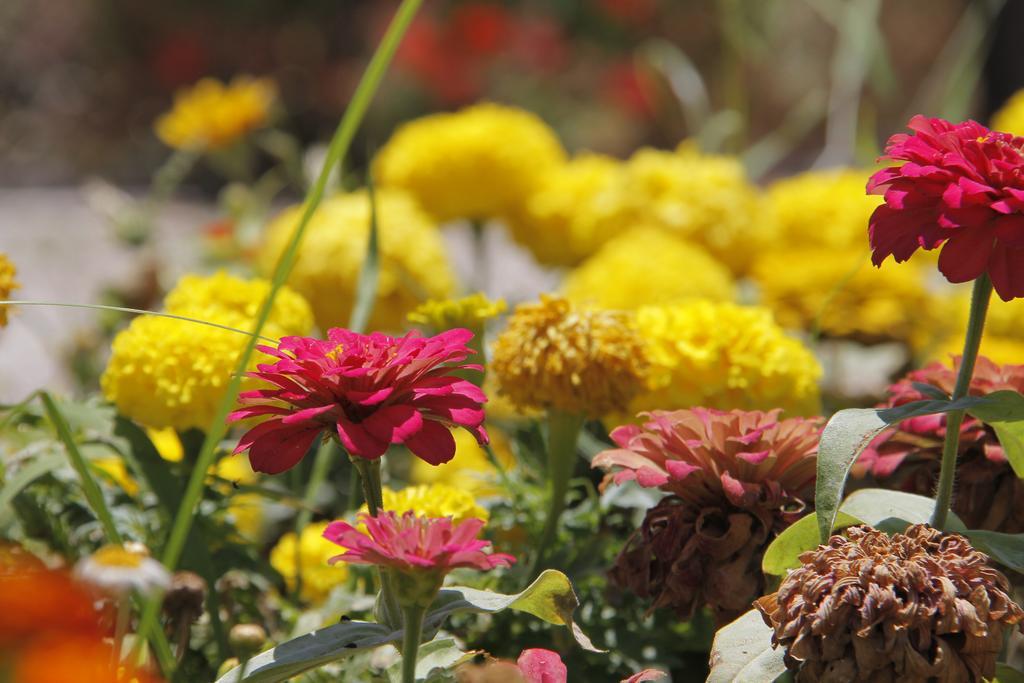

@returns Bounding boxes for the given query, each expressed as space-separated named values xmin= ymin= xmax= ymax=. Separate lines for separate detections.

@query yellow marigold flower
xmin=211 ymin=453 xmax=259 ymax=486
xmin=992 ymin=89 xmax=1024 ymax=137
xmin=270 ymin=521 xmax=350 ymax=604
xmin=165 ymin=270 xmax=313 ymax=337
xmin=375 ymin=102 xmax=566 ymax=222
xmin=490 ymin=295 xmax=649 ymax=416
xmin=368 ymin=483 xmax=488 ymax=523
xmin=155 ymin=76 xmax=276 ymax=151
xmin=409 ymin=428 xmax=515 ymax=498
xmin=407 ymin=293 xmax=506 ymax=331
xmin=562 ymin=228 xmax=735 ymax=309
xmin=630 ymin=301 xmax=822 ymax=417
xmin=617 ymin=144 xmax=767 ymax=274
xmin=752 ymin=248 xmax=942 ymax=349
xmin=504 ymin=153 xmax=629 ymax=266
xmin=0 ymin=252 xmax=20 ymax=327
xmin=145 ymin=427 xmax=183 ymax=462
xmin=258 ymin=189 xmax=456 ymax=331
xmin=101 ymin=274 xmax=313 ymax=430
xmin=932 ymin=295 xmax=1024 ymax=365
xmin=765 ymin=169 xmax=881 ymax=250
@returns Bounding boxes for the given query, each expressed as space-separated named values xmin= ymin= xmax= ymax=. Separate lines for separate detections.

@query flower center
xmin=92 ymin=545 xmax=145 ymax=568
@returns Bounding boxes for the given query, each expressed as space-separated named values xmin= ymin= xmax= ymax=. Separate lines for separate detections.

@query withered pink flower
xmin=594 ymin=408 xmax=821 ymax=622
xmin=757 ymin=524 xmax=1024 ymax=682
xmin=855 ymin=355 xmax=1024 ymax=532
xmin=229 ymin=327 xmax=487 ymax=474
xmin=516 ymin=649 xmax=567 ymax=683
xmin=324 ymin=511 xmax=513 ymax=606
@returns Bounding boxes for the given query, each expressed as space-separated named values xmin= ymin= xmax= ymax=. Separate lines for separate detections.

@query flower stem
xmin=400 ymin=605 xmax=426 ymax=683
xmin=931 ymin=274 xmax=992 ymax=530
xmin=351 ymin=456 xmax=402 ymax=630
xmin=531 ymin=410 xmax=585 ymax=575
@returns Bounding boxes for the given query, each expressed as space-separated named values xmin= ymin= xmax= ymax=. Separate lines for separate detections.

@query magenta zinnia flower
xmin=229 ymin=328 xmax=487 ymax=474
xmin=323 ymin=511 xmax=514 ymax=576
xmin=867 ymin=115 xmax=1024 ymax=300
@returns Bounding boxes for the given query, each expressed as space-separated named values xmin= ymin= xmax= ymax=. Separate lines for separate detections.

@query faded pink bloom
xmin=867 ymin=116 xmax=1024 ymax=300
xmin=229 ymin=328 xmax=487 ymax=474
xmin=516 ymin=649 xmax=567 ymax=683
xmin=323 ymin=511 xmax=514 ymax=577
xmin=621 ymin=671 xmax=667 ymax=683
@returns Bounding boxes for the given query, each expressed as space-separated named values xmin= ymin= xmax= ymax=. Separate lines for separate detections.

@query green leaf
xmin=0 ymin=453 xmax=65 ymax=525
xmin=386 ymin=638 xmax=474 ymax=682
xmin=217 ymin=570 xmax=599 ymax=682
xmin=707 ymin=609 xmax=787 ymax=683
xmin=762 ymin=511 xmax=861 ymax=576
xmin=910 ymin=382 xmax=949 ymax=400
xmin=763 ymin=490 xmax=966 ymax=577
xmin=991 ymin=422 xmax=1024 ymax=478
xmin=815 ymin=397 xmax=985 ymax=543
xmin=425 ymin=569 xmax=602 ymax=652
xmin=348 ymin=170 xmax=380 ymax=334
xmin=966 ymin=390 xmax=1024 ymax=423
xmin=961 ymin=529 xmax=1024 ymax=573
xmin=995 ymin=663 xmax=1024 ymax=683
xmin=215 ymin=621 xmax=393 ymax=683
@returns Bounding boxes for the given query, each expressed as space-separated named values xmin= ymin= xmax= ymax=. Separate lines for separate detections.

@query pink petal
xmin=246 ymin=422 xmax=322 ymax=474
xmin=362 ymin=404 xmax=424 ymax=444
xmin=404 ymin=419 xmax=457 ymax=465
xmin=517 ymin=649 xmax=567 ymax=683
xmin=336 ymin=418 xmax=389 ymax=459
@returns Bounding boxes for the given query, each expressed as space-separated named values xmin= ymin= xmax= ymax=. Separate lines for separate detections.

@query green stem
xmin=351 ymin=457 xmax=402 ymax=629
xmin=133 ymin=0 xmax=423 ymax=668
xmin=931 ymin=274 xmax=992 ymax=530
xmin=531 ymin=411 xmax=585 ymax=575
xmin=113 ymin=596 xmax=132 ymax=664
xmin=400 ymin=606 xmax=426 ymax=683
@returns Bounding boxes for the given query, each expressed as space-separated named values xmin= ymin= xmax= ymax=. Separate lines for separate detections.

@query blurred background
xmin=2 ymin=0 xmax=1021 ymax=186
xmin=1 ymin=0 xmax=1023 ymax=400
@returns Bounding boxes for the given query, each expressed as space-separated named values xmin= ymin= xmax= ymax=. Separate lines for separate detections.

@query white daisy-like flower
xmin=75 ymin=543 xmax=171 ymax=597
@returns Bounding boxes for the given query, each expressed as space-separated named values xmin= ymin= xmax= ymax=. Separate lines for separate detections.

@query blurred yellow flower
xmin=101 ymin=273 xmax=313 ymax=431
xmin=752 ymin=248 xmax=943 ymax=349
xmin=630 ymin=301 xmax=822 ymax=417
xmin=92 ymin=456 xmax=139 ymax=496
xmin=765 ymin=169 xmax=880 ymax=250
xmin=366 ymin=483 xmax=488 ymax=523
xmin=562 ymin=228 xmax=735 ymax=309
xmin=210 ymin=455 xmax=263 ymax=542
xmin=155 ymin=76 xmax=276 ymax=151
xmin=165 ymin=270 xmax=313 ymax=337
xmin=617 ymin=144 xmax=767 ymax=274
xmin=407 ymin=293 xmax=506 ymax=332
xmin=934 ymin=296 xmax=1024 ymax=365
xmin=375 ymin=102 xmax=565 ymax=222
xmin=145 ymin=427 xmax=184 ymax=462
xmin=258 ymin=189 xmax=456 ymax=331
xmin=409 ymin=428 xmax=515 ymax=498
xmin=992 ymin=89 xmax=1024 ymax=136
xmin=505 ymin=153 xmax=629 ymax=266
xmin=0 ymin=252 xmax=19 ymax=327
xmin=491 ymin=295 xmax=649 ymax=417
xmin=270 ymin=521 xmax=350 ymax=604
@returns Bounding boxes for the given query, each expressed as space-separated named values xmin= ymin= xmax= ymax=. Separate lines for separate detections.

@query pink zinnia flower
xmin=867 ymin=115 xmax=1024 ymax=300
xmin=229 ymin=328 xmax=487 ymax=474
xmin=323 ymin=511 xmax=514 ymax=577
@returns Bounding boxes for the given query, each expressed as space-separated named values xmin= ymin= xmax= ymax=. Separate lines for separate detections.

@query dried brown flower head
xmin=596 ymin=408 xmax=821 ymax=622
xmin=756 ymin=524 xmax=1024 ymax=682
xmin=855 ymin=356 xmax=1024 ymax=532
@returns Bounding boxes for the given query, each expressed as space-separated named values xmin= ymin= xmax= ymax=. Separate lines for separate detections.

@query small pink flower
xmin=516 ymin=649 xmax=567 ymax=683
xmin=323 ymin=511 xmax=514 ymax=577
xmin=229 ymin=328 xmax=487 ymax=474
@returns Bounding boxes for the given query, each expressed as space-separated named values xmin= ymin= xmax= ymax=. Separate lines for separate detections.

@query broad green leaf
xmin=961 ymin=529 xmax=1024 ymax=572
xmin=995 ymin=663 xmax=1024 ymax=683
xmin=217 ymin=570 xmax=598 ymax=682
xmin=763 ymin=490 xmax=966 ymax=577
xmin=707 ymin=609 xmax=787 ymax=683
xmin=0 ymin=453 xmax=65 ymax=525
xmin=910 ymin=382 xmax=949 ymax=400
xmin=991 ymin=422 xmax=1024 ymax=478
xmin=426 ymin=569 xmax=602 ymax=652
xmin=386 ymin=638 xmax=474 ymax=682
xmin=215 ymin=621 xmax=393 ymax=683
xmin=762 ymin=511 xmax=861 ymax=576
xmin=815 ymin=397 xmax=986 ymax=543
xmin=966 ymin=390 xmax=1024 ymax=423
